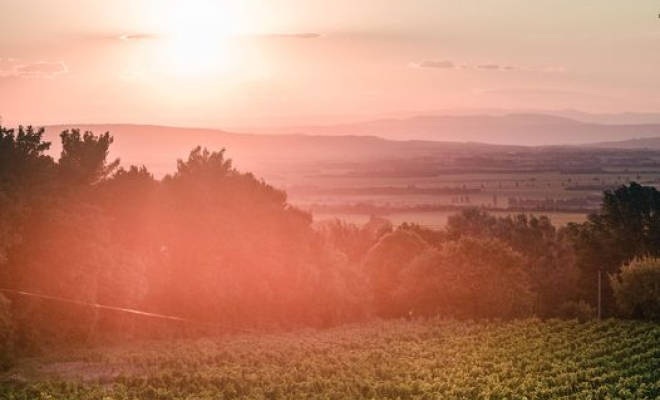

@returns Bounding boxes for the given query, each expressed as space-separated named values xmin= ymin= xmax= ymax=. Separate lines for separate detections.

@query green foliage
xmin=397 ymin=236 xmax=533 ymax=319
xmin=151 ymin=146 xmax=322 ymax=326
xmin=565 ymin=183 xmax=660 ymax=317
xmin=558 ymin=300 xmax=596 ymax=322
xmin=446 ymin=209 xmax=580 ymax=317
xmin=610 ymin=257 xmax=660 ymax=320
xmin=317 ymin=216 xmax=391 ymax=263
xmin=2 ymin=320 xmax=660 ymax=399
xmin=0 ymin=126 xmax=54 ymax=267
xmin=58 ymin=129 xmax=120 ymax=186
xmin=0 ymin=125 xmax=52 ymax=186
xmin=363 ymin=229 xmax=430 ymax=317
xmin=599 ymin=183 xmax=660 ymax=259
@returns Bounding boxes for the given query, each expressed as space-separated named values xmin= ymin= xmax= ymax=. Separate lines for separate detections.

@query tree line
xmin=1 ymin=126 xmax=659 ymax=363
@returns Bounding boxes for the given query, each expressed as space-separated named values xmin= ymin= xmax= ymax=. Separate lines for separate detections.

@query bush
xmin=558 ymin=300 xmax=596 ymax=322
xmin=610 ymin=257 xmax=660 ymax=320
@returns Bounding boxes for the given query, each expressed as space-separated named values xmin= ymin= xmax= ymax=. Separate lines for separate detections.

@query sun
xmin=154 ymin=0 xmax=243 ymax=78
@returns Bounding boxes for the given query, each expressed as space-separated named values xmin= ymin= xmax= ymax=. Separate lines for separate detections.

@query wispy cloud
xmin=0 ymin=59 xmax=68 ymax=79
xmin=414 ymin=59 xmax=564 ymax=74
xmin=255 ymin=32 xmax=324 ymax=40
xmin=417 ymin=60 xmax=455 ymax=69
xmin=119 ymin=33 xmax=160 ymax=42
xmin=476 ymin=63 xmax=504 ymax=71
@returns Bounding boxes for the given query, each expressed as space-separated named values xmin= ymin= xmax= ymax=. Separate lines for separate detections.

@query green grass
xmin=2 ymin=319 xmax=660 ymax=399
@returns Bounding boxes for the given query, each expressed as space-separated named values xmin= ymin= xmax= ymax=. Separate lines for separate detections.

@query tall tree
xmin=446 ymin=209 xmax=579 ymax=317
xmin=154 ymin=147 xmax=315 ymax=326
xmin=58 ymin=129 xmax=120 ymax=186
xmin=566 ymin=182 xmax=660 ymax=316
xmin=362 ymin=229 xmax=430 ymax=318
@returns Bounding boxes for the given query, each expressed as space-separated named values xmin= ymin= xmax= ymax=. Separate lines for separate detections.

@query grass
xmin=2 ymin=319 xmax=660 ymax=399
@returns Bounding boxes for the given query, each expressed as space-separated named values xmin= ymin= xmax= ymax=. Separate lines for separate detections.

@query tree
xmin=3 ymin=129 xmax=125 ymax=348
xmin=58 ymin=129 xmax=120 ymax=186
xmin=566 ymin=182 xmax=660 ymax=316
xmin=316 ymin=217 xmax=391 ymax=263
xmin=598 ymin=182 xmax=660 ymax=260
xmin=362 ymin=229 xmax=430 ymax=318
xmin=446 ymin=209 xmax=579 ymax=317
xmin=153 ymin=147 xmax=316 ymax=326
xmin=610 ymin=257 xmax=660 ymax=320
xmin=0 ymin=126 xmax=54 ymax=267
xmin=0 ymin=125 xmax=53 ymax=186
xmin=93 ymin=166 xmax=158 ymax=338
xmin=396 ymin=237 xmax=533 ymax=319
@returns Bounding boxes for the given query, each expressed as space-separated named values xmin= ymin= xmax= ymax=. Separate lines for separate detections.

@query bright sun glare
xmin=155 ymin=1 xmax=242 ymax=78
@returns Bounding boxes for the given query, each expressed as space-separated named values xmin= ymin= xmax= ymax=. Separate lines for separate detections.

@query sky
xmin=1 ymin=0 xmax=659 ymax=128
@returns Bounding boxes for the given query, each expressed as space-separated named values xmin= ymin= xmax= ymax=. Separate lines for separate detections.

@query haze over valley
xmin=3 ymin=1 xmax=660 ymax=398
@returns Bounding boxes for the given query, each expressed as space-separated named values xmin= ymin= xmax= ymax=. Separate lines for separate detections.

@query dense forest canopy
xmin=1 ymin=125 xmax=659 ymax=362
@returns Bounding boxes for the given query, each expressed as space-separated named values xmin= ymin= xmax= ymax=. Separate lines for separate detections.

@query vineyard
xmin=2 ymin=319 xmax=660 ymax=399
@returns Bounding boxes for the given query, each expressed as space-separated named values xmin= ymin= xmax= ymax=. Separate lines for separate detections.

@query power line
xmin=0 ymin=288 xmax=431 ymax=358
xmin=0 ymin=288 xmax=205 ymax=325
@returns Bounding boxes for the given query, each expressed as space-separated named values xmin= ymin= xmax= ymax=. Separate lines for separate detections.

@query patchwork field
xmin=281 ymin=167 xmax=660 ymax=228
xmin=313 ymin=210 xmax=588 ymax=229
xmin=3 ymin=319 xmax=659 ymax=399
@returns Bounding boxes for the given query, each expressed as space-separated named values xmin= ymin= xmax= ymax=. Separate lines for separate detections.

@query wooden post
xmin=598 ymin=268 xmax=602 ymax=321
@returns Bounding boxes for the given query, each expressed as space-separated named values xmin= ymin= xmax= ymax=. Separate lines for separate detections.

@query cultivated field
xmin=313 ymin=210 xmax=588 ymax=229
xmin=281 ymin=166 xmax=660 ymax=228
xmin=2 ymin=319 xmax=659 ymax=399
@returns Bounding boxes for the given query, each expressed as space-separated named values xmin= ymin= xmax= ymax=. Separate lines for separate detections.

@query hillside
xmin=42 ymin=124 xmax=519 ymax=176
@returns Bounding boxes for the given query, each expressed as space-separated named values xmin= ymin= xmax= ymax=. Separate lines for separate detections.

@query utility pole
xmin=597 ymin=268 xmax=602 ymax=321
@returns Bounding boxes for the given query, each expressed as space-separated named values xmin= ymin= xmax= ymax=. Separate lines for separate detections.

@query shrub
xmin=610 ymin=257 xmax=660 ymax=320
xmin=558 ymin=300 xmax=596 ymax=322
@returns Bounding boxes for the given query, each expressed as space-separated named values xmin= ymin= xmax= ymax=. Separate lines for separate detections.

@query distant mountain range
xmin=543 ymin=110 xmax=660 ymax=125
xmin=40 ymin=114 xmax=660 ymax=176
xmin=42 ymin=124 xmax=519 ymax=176
xmin=231 ymin=113 xmax=660 ymax=146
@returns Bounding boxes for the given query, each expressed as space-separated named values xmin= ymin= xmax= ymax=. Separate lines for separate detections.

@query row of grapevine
xmin=1 ymin=319 xmax=659 ymax=399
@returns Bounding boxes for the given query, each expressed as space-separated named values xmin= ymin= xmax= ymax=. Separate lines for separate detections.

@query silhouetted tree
xmin=0 ymin=126 xmax=54 ymax=267
xmin=58 ymin=129 xmax=120 ymax=186
xmin=155 ymin=146 xmax=318 ymax=326
xmin=0 ymin=125 xmax=53 ymax=186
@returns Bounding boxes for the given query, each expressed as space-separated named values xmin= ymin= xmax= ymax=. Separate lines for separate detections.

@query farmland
xmin=234 ymin=143 xmax=660 ymax=228
xmin=2 ymin=319 xmax=660 ymax=399
xmin=282 ymin=162 xmax=660 ymax=228
xmin=313 ymin=210 xmax=587 ymax=229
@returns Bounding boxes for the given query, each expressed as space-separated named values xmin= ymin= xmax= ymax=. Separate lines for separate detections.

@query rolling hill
xmin=232 ymin=113 xmax=660 ymax=145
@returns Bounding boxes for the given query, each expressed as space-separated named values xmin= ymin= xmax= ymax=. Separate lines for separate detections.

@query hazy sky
xmin=1 ymin=0 xmax=659 ymax=127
